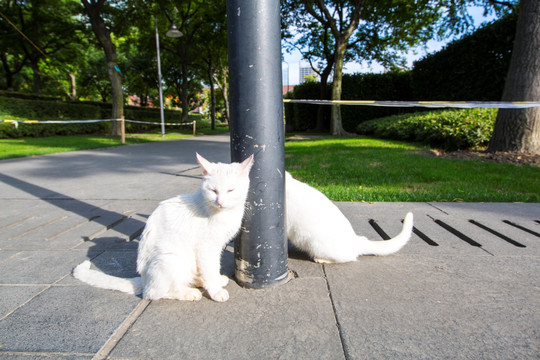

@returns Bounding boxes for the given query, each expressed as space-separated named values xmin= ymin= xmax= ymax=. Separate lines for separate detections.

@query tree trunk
xmin=1 ymin=53 xmax=16 ymax=91
xmin=330 ymin=41 xmax=351 ymax=136
xmin=30 ymin=57 xmax=43 ymax=94
xmin=181 ymin=64 xmax=189 ymax=123
xmin=315 ymin=65 xmax=332 ymax=131
xmin=217 ymin=74 xmax=230 ymax=124
xmin=82 ymin=0 xmax=123 ymax=137
xmin=214 ymin=64 xmax=229 ymax=124
xmin=68 ymin=72 xmax=77 ymax=100
xmin=108 ymin=61 xmax=124 ymax=135
xmin=208 ymin=70 xmax=216 ymax=130
xmin=487 ymin=0 xmax=540 ymax=153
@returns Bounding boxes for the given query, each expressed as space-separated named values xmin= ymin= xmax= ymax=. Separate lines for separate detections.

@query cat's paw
xmin=314 ymin=257 xmax=336 ymax=264
xmin=210 ymin=288 xmax=229 ymax=302
xmin=220 ymin=275 xmax=229 ymax=287
xmin=180 ymin=288 xmax=203 ymax=301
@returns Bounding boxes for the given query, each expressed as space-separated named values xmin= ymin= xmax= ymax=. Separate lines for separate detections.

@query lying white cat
xmin=73 ymin=153 xmax=254 ymax=302
xmin=286 ymin=172 xmax=413 ymax=263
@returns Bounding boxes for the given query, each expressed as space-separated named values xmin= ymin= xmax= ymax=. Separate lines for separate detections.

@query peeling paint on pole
xmin=227 ymin=0 xmax=289 ymax=288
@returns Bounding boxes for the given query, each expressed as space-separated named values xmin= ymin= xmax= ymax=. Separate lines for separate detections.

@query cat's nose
xmin=217 ymin=198 xmax=224 ymax=207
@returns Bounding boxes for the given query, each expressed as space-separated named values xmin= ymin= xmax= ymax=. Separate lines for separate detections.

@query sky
xmin=282 ymin=6 xmax=497 ymax=86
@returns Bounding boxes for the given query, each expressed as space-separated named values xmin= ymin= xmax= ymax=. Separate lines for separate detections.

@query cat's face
xmin=197 ymin=153 xmax=254 ymax=209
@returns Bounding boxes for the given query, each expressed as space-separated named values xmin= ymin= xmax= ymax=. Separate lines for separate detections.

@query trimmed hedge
xmin=412 ymin=13 xmax=516 ymax=102
xmin=341 ymin=72 xmax=415 ymax=132
xmin=0 ymin=95 xmax=184 ymax=138
xmin=0 ymin=96 xmax=108 ymax=138
xmin=284 ymin=82 xmax=330 ymax=131
xmin=284 ymin=72 xmax=414 ymax=132
xmin=356 ymin=108 xmax=496 ymax=151
xmin=0 ymin=96 xmax=101 ymax=121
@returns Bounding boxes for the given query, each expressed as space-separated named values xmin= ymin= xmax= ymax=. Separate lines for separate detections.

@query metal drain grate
xmin=503 ymin=220 xmax=540 ymax=238
xmin=368 ymin=216 xmax=539 ymax=251
xmin=469 ymin=219 xmax=526 ymax=247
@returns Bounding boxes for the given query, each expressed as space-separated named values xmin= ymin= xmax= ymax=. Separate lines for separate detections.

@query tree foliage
xmin=0 ymin=0 xmax=229 ymax=128
xmin=0 ymin=0 xmax=84 ymax=93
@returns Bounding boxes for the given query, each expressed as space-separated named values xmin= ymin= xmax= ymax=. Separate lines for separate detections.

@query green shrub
xmin=356 ymin=108 xmax=496 ymax=151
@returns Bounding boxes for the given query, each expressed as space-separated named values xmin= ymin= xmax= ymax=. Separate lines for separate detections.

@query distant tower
xmin=299 ymin=61 xmax=319 ymax=83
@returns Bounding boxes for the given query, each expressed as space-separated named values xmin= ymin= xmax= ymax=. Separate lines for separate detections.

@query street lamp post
xmin=228 ymin=0 xmax=288 ymax=289
xmin=155 ymin=14 xmax=182 ymax=137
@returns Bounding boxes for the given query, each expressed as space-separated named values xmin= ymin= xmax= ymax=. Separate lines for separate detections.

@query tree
xmin=193 ymin=0 xmax=227 ymax=130
xmin=159 ymin=0 xmax=206 ymax=123
xmin=213 ymin=59 xmax=230 ymax=124
xmin=283 ymin=0 xmax=450 ymax=135
xmin=119 ymin=25 xmax=159 ymax=107
xmin=282 ymin=9 xmax=335 ymax=130
xmin=0 ymin=0 xmax=83 ymax=93
xmin=282 ymin=0 xmax=514 ymax=136
xmin=488 ymin=0 xmax=540 ymax=153
xmin=0 ymin=40 xmax=26 ymax=91
xmin=297 ymin=0 xmax=363 ymax=135
xmin=81 ymin=0 xmax=137 ymax=136
xmin=77 ymin=47 xmax=111 ymax=102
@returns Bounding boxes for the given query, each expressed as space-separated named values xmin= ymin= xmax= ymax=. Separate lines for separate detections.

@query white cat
xmin=285 ymin=172 xmax=413 ymax=263
xmin=73 ymin=153 xmax=254 ymax=302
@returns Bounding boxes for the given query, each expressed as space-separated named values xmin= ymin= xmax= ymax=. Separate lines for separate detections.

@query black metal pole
xmin=227 ymin=0 xmax=288 ymax=288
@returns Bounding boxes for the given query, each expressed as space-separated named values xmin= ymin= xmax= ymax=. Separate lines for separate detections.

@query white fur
xmin=73 ymin=153 xmax=253 ymax=302
xmin=285 ymin=172 xmax=413 ymax=263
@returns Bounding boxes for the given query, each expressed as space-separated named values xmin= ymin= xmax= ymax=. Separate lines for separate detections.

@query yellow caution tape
xmin=283 ymin=99 xmax=540 ymax=109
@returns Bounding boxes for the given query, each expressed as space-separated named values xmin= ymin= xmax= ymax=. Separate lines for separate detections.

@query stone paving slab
xmin=0 ymin=135 xmax=538 ymax=359
xmin=325 ymin=254 xmax=539 ymax=360
xmin=109 ymin=277 xmax=344 ymax=360
xmin=0 ymin=285 xmax=141 ymax=355
xmin=0 ymin=249 xmax=89 ymax=285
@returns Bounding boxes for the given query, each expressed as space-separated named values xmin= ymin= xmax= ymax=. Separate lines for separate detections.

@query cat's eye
xmin=227 ymin=189 xmax=235 ymax=193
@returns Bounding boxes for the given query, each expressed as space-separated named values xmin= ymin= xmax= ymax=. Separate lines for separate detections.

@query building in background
xmin=299 ymin=61 xmax=320 ymax=84
xmin=283 ymin=85 xmax=295 ymax=94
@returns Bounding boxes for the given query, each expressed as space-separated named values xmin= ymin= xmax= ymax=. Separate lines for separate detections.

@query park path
xmin=0 ymin=134 xmax=538 ymax=359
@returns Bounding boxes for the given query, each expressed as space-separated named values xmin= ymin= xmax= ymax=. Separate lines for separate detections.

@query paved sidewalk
xmin=0 ymin=134 xmax=538 ymax=359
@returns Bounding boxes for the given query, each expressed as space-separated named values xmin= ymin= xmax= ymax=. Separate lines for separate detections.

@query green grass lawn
xmin=0 ymin=127 xmax=229 ymax=160
xmin=285 ymin=137 xmax=540 ymax=202
xmin=0 ymin=133 xmax=186 ymax=160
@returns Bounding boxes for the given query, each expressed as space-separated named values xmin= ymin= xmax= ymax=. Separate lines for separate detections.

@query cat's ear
xmin=240 ymin=154 xmax=254 ymax=174
xmin=196 ymin=153 xmax=213 ymax=175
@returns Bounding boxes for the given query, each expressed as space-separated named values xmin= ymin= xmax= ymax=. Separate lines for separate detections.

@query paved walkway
xmin=0 ymin=134 xmax=538 ymax=359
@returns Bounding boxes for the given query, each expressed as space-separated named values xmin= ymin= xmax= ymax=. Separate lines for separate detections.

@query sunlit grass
xmin=0 ymin=129 xmax=225 ymax=160
xmin=285 ymin=136 xmax=540 ymax=202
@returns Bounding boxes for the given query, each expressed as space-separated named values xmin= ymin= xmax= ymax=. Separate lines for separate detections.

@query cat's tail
xmin=358 ymin=212 xmax=414 ymax=256
xmin=73 ymin=260 xmax=142 ymax=295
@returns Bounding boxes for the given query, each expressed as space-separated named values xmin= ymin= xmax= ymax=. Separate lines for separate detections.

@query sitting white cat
xmin=73 ymin=153 xmax=254 ymax=302
xmin=286 ymin=172 xmax=413 ymax=263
